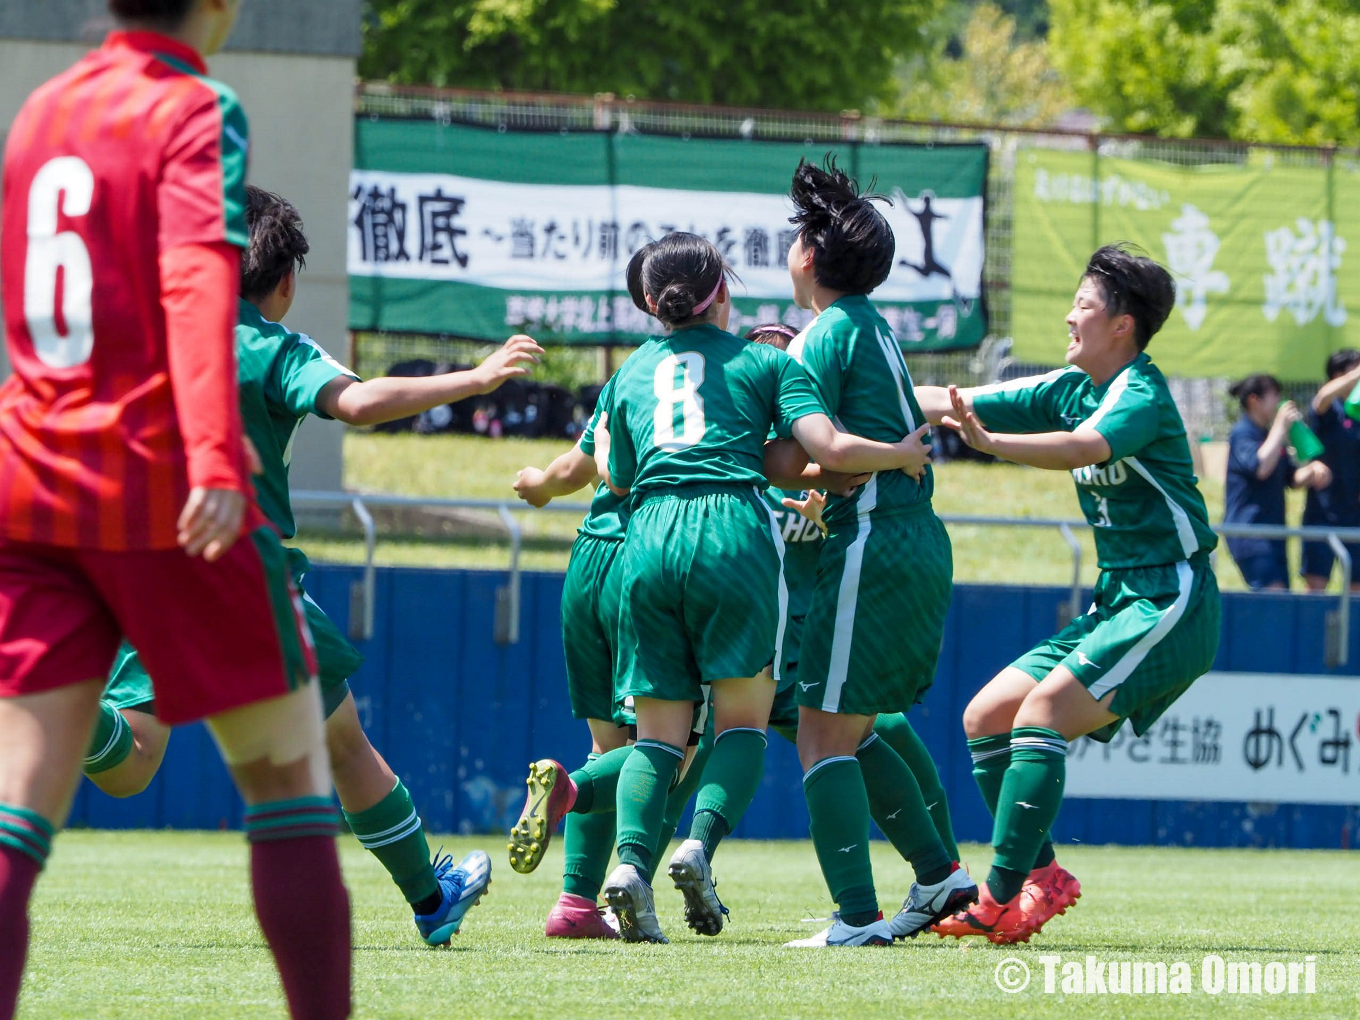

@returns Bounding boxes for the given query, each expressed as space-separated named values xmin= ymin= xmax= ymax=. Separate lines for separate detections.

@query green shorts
xmin=768 ymin=614 xmax=804 ymax=732
xmin=796 ymin=504 xmax=953 ymax=716
xmin=1011 ymin=553 xmax=1221 ymax=742
xmin=561 ymin=533 xmax=627 ymax=725
xmin=102 ymin=583 xmax=365 ymax=720
xmin=616 ymin=485 xmax=784 ymax=704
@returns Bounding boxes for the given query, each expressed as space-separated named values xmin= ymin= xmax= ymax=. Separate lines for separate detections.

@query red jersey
xmin=0 ymin=31 xmax=250 ymax=550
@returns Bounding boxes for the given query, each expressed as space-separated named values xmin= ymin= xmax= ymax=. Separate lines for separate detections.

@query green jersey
xmin=236 ymin=300 xmax=357 ymax=539
xmin=576 ymin=374 xmax=629 ymax=541
xmin=606 ymin=324 xmax=824 ymax=494
xmin=788 ymin=294 xmax=933 ymax=524
xmin=762 ymin=486 xmax=823 ymax=624
xmin=971 ymin=354 xmax=1218 ymax=569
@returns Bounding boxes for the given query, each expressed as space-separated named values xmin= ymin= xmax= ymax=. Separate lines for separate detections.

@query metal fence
xmin=352 ymin=84 xmax=1356 ymax=436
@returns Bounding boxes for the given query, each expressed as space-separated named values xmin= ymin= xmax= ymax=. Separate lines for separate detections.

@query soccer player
xmin=0 ymin=3 xmax=349 ymax=1017
xmin=552 ymin=232 xmax=930 ymax=943
xmin=1302 ymin=350 xmax=1360 ymax=591
xmin=81 ymin=185 xmax=542 ymax=945
xmin=779 ymin=160 xmax=975 ymax=949
xmin=916 ymin=243 xmax=1222 ymax=943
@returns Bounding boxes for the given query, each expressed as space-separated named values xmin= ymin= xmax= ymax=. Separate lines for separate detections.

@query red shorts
xmin=0 ymin=528 xmax=317 ymax=724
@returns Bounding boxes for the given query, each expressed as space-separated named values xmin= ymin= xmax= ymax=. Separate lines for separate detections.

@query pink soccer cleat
xmin=507 ymin=759 xmax=577 ymax=874
xmin=545 ymin=892 xmax=619 ymax=939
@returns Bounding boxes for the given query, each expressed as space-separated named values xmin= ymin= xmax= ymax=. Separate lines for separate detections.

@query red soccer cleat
xmin=545 ymin=892 xmax=619 ymax=939
xmin=507 ymin=759 xmax=577 ymax=874
xmin=930 ymin=883 xmax=1032 ymax=944
xmin=1027 ymin=860 xmax=1082 ymax=915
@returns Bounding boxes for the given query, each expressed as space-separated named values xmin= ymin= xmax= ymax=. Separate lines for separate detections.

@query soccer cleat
xmin=507 ymin=759 xmax=576 ymax=874
xmin=886 ymin=864 xmax=979 ymax=940
xmin=414 ymin=849 xmax=492 ymax=947
xmin=602 ymin=864 xmax=668 ymax=943
xmin=545 ymin=892 xmax=619 ymax=939
xmin=930 ymin=883 xmax=1031 ymax=945
xmin=1031 ymin=860 xmax=1081 ymax=913
xmin=785 ymin=912 xmax=893 ymax=948
xmin=668 ymin=839 xmax=730 ymax=936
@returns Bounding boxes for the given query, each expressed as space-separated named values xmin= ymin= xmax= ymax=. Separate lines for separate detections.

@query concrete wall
xmin=0 ymin=0 xmax=360 ymax=490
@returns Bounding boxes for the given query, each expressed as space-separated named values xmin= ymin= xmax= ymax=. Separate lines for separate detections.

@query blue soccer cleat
xmin=414 ymin=849 xmax=492 ymax=947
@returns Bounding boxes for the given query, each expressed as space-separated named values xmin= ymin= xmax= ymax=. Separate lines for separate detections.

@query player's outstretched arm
xmin=763 ymin=439 xmax=869 ymax=494
xmin=514 ymin=445 xmax=598 ymax=508
xmin=790 ymin=413 xmax=931 ymax=479
xmin=318 ymin=335 xmax=543 ymax=426
xmin=941 ymin=384 xmax=1110 ymax=470
xmin=916 ymin=384 xmax=976 ymax=427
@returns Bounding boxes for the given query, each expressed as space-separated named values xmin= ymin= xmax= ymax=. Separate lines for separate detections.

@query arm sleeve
xmin=161 ymin=242 xmax=246 ymax=492
xmin=578 ymin=376 xmax=617 ymax=457
xmin=1227 ymin=425 xmax=1261 ymax=478
xmin=276 ymin=335 xmax=359 ymax=419
xmin=771 ymin=353 xmax=827 ymax=433
xmin=160 ymin=85 xmax=249 ymax=250
xmin=1079 ymin=375 xmax=1161 ymax=462
xmin=971 ymin=371 xmax=1071 ymax=433
xmin=794 ymin=323 xmax=844 ymax=419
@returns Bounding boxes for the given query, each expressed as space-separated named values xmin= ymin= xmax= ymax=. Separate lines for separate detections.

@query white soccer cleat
xmin=602 ymin=864 xmax=668 ymax=944
xmin=886 ymin=866 xmax=979 ymax=940
xmin=668 ymin=839 xmax=729 ymax=936
xmin=785 ymin=913 xmax=893 ymax=948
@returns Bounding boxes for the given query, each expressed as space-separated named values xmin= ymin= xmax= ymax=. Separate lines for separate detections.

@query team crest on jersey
xmin=1071 ymin=460 xmax=1129 ymax=488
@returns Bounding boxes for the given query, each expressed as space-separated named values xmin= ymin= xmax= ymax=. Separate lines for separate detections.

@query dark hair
xmin=788 ymin=156 xmax=895 ymax=295
xmin=1326 ymin=348 xmax=1360 ymax=379
xmin=241 ymin=185 xmax=309 ymax=303
xmin=108 ymin=0 xmax=196 ymax=25
xmin=625 ymin=232 xmax=734 ymax=329
xmin=1229 ymin=374 xmax=1282 ymax=409
xmin=745 ymin=323 xmax=796 ymax=351
xmin=1080 ymin=243 xmax=1175 ymax=350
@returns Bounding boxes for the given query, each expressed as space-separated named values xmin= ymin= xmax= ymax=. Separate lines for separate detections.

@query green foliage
xmin=360 ymin=0 xmax=945 ymax=112
xmin=896 ymin=2 xmax=1068 ymax=127
xmin=1050 ymin=0 xmax=1360 ymax=144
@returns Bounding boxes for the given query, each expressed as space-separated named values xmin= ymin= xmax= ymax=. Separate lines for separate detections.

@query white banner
xmin=347 ymin=171 xmax=984 ymax=304
xmin=1065 ymin=672 xmax=1360 ymax=805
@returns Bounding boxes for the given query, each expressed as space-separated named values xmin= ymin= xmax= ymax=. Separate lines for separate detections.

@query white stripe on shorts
xmin=1087 ymin=560 xmax=1194 ymax=700
xmin=822 ymin=476 xmax=877 ymax=713
xmin=756 ymin=486 xmax=790 ymax=685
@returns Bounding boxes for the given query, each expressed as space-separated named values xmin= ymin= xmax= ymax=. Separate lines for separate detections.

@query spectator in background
xmin=1224 ymin=375 xmax=1331 ymax=591
xmin=1301 ymin=350 xmax=1360 ymax=591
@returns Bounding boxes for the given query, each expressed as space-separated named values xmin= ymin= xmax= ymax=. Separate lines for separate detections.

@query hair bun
xmin=654 ymin=282 xmax=695 ymax=323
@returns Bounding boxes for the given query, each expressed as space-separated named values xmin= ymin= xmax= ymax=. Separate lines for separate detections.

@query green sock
xmin=647 ymin=727 xmax=715 ymax=882
xmin=873 ymin=713 xmax=960 ymax=861
xmin=857 ymin=733 xmax=952 ymax=885
xmin=83 ymin=702 xmax=134 ymax=775
xmin=343 ymin=781 xmax=438 ymax=909
xmin=690 ymin=727 xmax=766 ymax=861
xmin=615 ymin=740 xmax=684 ymax=875
xmin=0 ymin=803 xmax=55 ymax=868
xmin=969 ymin=732 xmax=1055 ymax=869
xmin=561 ymin=753 xmax=617 ymax=900
xmin=988 ymin=727 xmax=1068 ymax=903
xmin=803 ymin=756 xmax=877 ymax=926
xmin=568 ymin=745 xmax=631 ymax=815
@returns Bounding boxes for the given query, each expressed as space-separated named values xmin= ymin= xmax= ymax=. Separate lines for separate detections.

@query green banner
xmin=349 ymin=120 xmax=988 ymax=347
xmin=1013 ymin=148 xmax=1348 ymax=381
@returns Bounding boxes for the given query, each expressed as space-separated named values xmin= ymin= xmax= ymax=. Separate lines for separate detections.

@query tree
xmin=896 ymin=2 xmax=1068 ymax=127
xmin=360 ymin=0 xmax=946 ymax=112
xmin=1049 ymin=0 xmax=1360 ymax=145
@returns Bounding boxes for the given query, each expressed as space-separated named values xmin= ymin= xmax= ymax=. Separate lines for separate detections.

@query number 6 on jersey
xmin=25 ymin=156 xmax=96 ymax=369
xmin=653 ymin=352 xmax=707 ymax=450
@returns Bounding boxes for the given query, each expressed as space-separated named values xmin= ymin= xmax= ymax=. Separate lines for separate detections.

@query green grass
xmin=302 ymin=432 xmax=1313 ymax=591
xmin=21 ymin=833 xmax=1359 ymax=1019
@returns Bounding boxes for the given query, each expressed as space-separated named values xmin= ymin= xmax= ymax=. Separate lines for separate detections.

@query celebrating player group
xmin=0 ymin=0 xmax=1221 ymax=1017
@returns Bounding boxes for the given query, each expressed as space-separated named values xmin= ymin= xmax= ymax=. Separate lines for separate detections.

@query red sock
xmin=0 ymin=846 xmax=41 ymax=1020
xmin=250 ymin=835 xmax=351 ymax=1020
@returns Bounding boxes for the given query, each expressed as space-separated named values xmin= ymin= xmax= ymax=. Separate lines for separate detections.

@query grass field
xmin=296 ymin=432 xmax=1318 ymax=592
xmin=21 ymin=833 xmax=1358 ymax=1019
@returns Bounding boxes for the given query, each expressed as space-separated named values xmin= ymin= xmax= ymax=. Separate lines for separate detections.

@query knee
xmin=961 ymin=695 xmax=999 ymax=739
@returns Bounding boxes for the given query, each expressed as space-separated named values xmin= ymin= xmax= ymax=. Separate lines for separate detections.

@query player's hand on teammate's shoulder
xmin=471 ymin=334 xmax=544 ymax=395
xmin=514 ymin=467 xmax=552 ymax=507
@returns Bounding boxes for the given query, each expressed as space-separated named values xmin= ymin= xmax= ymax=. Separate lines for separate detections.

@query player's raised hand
xmin=941 ymin=383 xmax=994 ymax=455
xmin=782 ymin=489 xmax=829 ymax=536
xmin=892 ymin=423 xmax=933 ymax=481
xmin=178 ymin=487 xmax=246 ymax=562
xmin=472 ymin=334 xmax=543 ymax=395
xmin=514 ymin=466 xmax=552 ymax=507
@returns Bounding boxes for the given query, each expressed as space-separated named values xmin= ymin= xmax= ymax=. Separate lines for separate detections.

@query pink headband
xmin=693 ymin=276 xmax=724 ymax=315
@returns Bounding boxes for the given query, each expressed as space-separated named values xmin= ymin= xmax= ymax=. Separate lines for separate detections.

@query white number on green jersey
xmin=652 ymin=353 xmax=706 ymax=450
xmin=1093 ymin=496 xmax=1112 ymax=528
xmin=25 ymin=157 xmax=95 ymax=368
